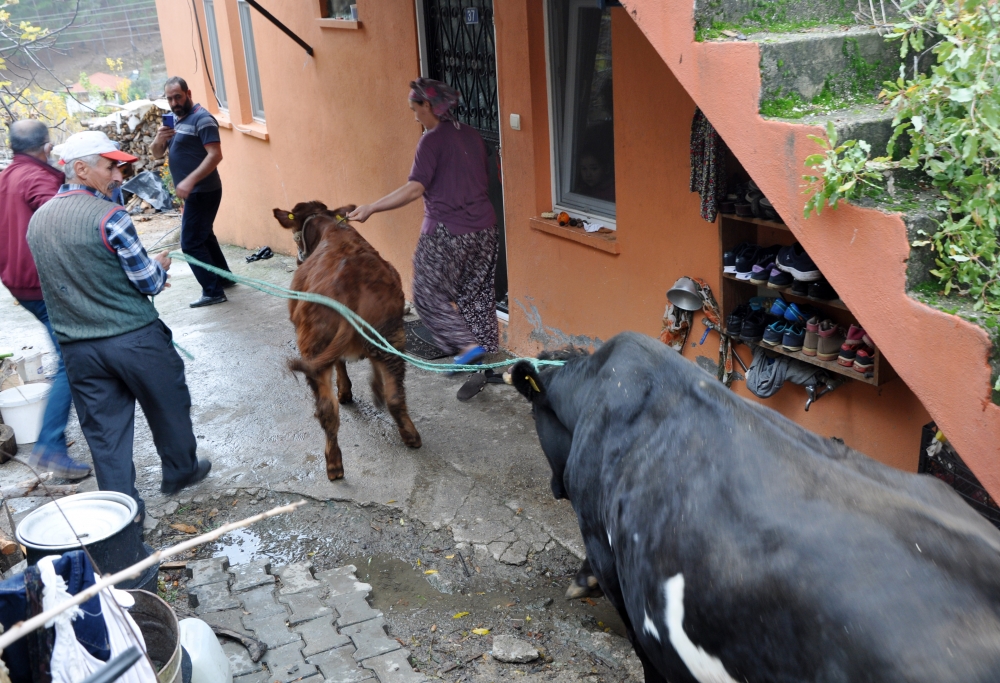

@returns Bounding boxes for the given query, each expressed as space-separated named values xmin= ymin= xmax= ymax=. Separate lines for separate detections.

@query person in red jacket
xmin=0 ymin=120 xmax=91 ymax=479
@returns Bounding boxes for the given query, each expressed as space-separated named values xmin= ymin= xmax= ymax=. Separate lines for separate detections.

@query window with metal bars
xmin=237 ymin=0 xmax=266 ymax=121
xmin=203 ymin=0 xmax=228 ymax=110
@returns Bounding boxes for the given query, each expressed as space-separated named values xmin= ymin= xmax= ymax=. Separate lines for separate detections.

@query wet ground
xmin=0 ymin=214 xmax=642 ymax=681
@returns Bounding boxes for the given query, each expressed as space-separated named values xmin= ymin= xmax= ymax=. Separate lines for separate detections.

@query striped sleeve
xmin=102 ymin=208 xmax=168 ymax=295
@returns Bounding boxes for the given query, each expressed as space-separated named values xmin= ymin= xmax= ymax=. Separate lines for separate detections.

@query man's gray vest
xmin=27 ymin=191 xmax=159 ymax=342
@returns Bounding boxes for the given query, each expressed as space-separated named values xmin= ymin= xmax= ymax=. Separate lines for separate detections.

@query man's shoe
xmin=190 ymin=294 xmax=228 ymax=308
xmin=726 ymin=304 xmax=749 ymax=336
xmin=781 ymin=325 xmax=806 ymax=352
xmin=790 ymin=279 xmax=809 ymax=297
xmin=776 ymin=243 xmax=822 ymax=281
xmin=161 ymin=459 xmax=212 ymax=495
xmin=739 ymin=309 xmax=768 ymax=343
xmin=221 ymin=279 xmax=238 ymax=290
xmin=27 ymin=449 xmax=91 ymax=480
xmin=802 ymin=316 xmax=821 ymax=357
xmin=761 ymin=321 xmax=787 ymax=347
xmin=723 ymin=242 xmax=749 ymax=274
xmin=817 ymin=320 xmax=845 ymax=361
xmin=767 ymin=268 xmax=793 ymax=289
xmin=808 ymin=279 xmax=838 ymax=301
xmin=733 ymin=245 xmax=761 ymax=280
xmin=782 ymin=302 xmax=812 ymax=326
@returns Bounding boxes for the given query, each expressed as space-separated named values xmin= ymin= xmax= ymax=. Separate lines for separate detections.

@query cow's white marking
xmin=643 ymin=611 xmax=661 ymax=642
xmin=607 ymin=530 xmax=613 ymax=546
xmin=633 ymin=533 xmax=639 ymax=543
xmin=664 ymin=574 xmax=739 ymax=683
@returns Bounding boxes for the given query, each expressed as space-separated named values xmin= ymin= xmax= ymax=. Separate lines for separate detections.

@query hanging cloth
xmin=37 ymin=556 xmax=157 ymax=683
xmin=689 ymin=108 xmax=728 ymax=223
xmin=658 ymin=278 xmax=736 ymax=386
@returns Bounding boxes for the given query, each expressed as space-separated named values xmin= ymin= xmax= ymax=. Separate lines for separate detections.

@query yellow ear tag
xmin=288 ymin=213 xmax=295 ymax=220
xmin=335 ymin=214 xmax=345 ymax=221
xmin=527 ymin=376 xmax=541 ymax=393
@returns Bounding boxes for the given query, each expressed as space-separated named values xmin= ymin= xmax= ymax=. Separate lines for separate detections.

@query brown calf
xmin=273 ymin=201 xmax=421 ymax=480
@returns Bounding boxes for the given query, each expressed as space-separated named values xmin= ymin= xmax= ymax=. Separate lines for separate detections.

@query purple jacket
xmin=0 ymin=153 xmax=65 ymax=300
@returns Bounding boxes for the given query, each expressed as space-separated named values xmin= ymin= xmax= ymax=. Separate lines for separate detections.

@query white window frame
xmin=203 ymin=0 xmax=228 ymax=111
xmin=544 ymin=0 xmax=616 ymax=225
xmin=237 ymin=0 xmax=266 ymax=122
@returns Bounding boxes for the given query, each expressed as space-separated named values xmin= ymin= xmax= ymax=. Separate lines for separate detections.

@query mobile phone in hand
xmin=162 ymin=113 xmax=175 ymax=128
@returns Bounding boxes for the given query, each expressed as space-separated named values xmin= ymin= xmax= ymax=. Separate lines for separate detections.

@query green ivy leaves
xmin=803 ymin=0 xmax=1000 ymax=313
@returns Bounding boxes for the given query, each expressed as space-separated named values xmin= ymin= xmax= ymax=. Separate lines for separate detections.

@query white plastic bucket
xmin=0 ymin=383 xmax=51 ymax=445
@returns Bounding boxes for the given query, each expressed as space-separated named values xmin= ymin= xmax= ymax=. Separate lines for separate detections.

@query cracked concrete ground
xmin=0 ymin=216 xmax=646 ymax=681
xmin=0 ymin=215 xmax=583 ymax=563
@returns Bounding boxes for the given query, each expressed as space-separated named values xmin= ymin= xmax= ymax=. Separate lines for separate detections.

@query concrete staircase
xmin=623 ymin=0 xmax=1000 ymax=494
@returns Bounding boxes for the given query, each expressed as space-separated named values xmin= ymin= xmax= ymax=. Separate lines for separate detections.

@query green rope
xmin=172 ymin=341 xmax=195 ymax=360
xmin=167 ymin=251 xmax=566 ymax=373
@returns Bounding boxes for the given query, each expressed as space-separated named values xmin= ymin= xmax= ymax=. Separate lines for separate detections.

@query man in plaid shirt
xmin=28 ymin=131 xmax=211 ymax=521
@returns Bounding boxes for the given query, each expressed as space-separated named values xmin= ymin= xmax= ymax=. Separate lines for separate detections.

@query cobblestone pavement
xmin=188 ymin=556 xmax=425 ymax=683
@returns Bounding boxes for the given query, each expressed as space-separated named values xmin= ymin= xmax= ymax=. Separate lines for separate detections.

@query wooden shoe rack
xmin=718 ymin=214 xmax=895 ymax=386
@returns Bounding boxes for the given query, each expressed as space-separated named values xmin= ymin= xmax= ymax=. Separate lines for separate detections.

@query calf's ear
xmin=506 ymin=361 xmax=544 ymax=401
xmin=272 ymin=208 xmax=299 ymax=230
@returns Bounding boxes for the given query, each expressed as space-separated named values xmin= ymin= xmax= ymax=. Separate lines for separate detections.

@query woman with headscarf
xmin=349 ymin=78 xmax=499 ymax=372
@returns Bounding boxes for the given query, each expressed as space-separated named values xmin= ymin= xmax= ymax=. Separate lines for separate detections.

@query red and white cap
xmin=53 ymin=131 xmax=138 ymax=165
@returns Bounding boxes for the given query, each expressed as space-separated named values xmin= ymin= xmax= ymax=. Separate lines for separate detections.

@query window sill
xmin=232 ymin=120 xmax=269 ymax=141
xmin=529 ymin=217 xmax=620 ymax=255
xmin=214 ymin=112 xmax=233 ymax=130
xmin=317 ymin=18 xmax=361 ymax=29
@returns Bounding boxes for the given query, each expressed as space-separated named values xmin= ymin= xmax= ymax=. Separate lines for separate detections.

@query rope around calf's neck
xmin=166 ymin=251 xmax=566 ymax=373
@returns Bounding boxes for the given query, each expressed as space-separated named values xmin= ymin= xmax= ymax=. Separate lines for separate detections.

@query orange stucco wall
xmin=614 ymin=0 xmax=1000 ymax=492
xmin=154 ymin=0 xmax=938 ymax=472
xmin=153 ymin=0 xmax=426 ymax=291
xmin=494 ymin=4 xmax=928 ymax=471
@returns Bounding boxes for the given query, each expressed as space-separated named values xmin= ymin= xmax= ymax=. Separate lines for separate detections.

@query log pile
xmin=88 ymin=103 xmax=166 ymax=178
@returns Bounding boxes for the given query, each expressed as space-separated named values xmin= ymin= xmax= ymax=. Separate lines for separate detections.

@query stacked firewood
xmin=90 ymin=104 xmax=167 ymax=177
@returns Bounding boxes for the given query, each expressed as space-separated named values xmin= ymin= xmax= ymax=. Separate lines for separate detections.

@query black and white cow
xmin=508 ymin=332 xmax=1000 ymax=683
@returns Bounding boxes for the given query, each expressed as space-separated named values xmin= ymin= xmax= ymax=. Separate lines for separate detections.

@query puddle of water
xmin=213 ymin=527 xmax=262 ymax=565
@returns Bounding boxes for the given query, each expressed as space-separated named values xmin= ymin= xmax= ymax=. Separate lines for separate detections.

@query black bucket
xmin=16 ymin=492 xmax=159 ymax=593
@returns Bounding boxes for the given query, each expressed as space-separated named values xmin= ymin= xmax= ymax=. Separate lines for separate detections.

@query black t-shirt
xmin=167 ymin=104 xmax=222 ymax=193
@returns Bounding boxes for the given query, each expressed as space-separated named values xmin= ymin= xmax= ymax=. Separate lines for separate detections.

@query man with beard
xmin=27 ymin=131 xmax=212 ymax=516
xmin=0 ymin=120 xmax=92 ymax=480
xmin=151 ymin=76 xmax=231 ymax=307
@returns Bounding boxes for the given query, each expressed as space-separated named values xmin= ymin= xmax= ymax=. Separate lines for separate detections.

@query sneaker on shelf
xmin=739 ymin=309 xmax=768 ymax=343
xmin=776 ymin=243 xmax=822 ymax=281
xmin=726 ymin=304 xmax=750 ymax=336
xmin=817 ymin=320 xmax=845 ymax=361
xmin=782 ymin=325 xmax=806 ymax=352
xmin=837 ymin=324 xmax=866 ymax=367
xmin=768 ymin=297 xmax=790 ymax=320
xmin=734 ymin=245 xmax=762 ymax=280
xmin=808 ymin=279 xmax=839 ymax=301
xmin=782 ymin=302 xmax=812 ymax=326
xmin=767 ymin=267 xmax=794 ymax=289
xmin=748 ymin=296 xmax=774 ymax=312
xmin=723 ymin=242 xmax=750 ymax=274
xmin=762 ymin=321 xmax=787 ymax=346
xmin=802 ymin=316 xmax=821 ymax=357
xmin=790 ymin=280 xmax=809 ymax=297
xmin=854 ymin=345 xmax=877 ymax=373
xmin=749 ymin=261 xmax=776 ymax=285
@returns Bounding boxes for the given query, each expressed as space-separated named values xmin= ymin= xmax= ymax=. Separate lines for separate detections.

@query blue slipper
xmin=448 ymin=345 xmax=486 ymax=376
